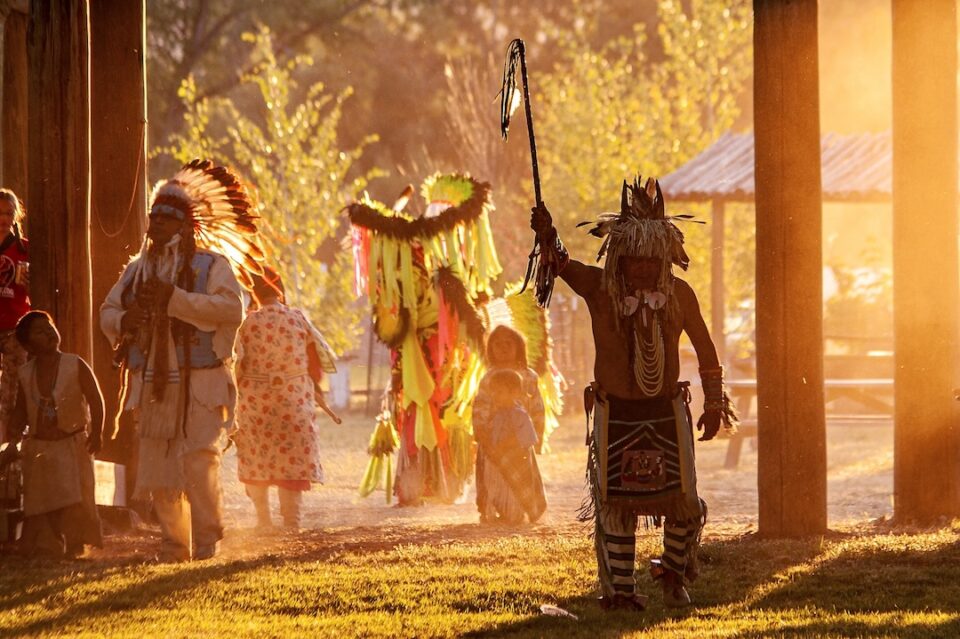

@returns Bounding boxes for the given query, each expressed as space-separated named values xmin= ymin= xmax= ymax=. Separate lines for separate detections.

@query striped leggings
xmin=595 ymin=503 xmax=703 ymax=596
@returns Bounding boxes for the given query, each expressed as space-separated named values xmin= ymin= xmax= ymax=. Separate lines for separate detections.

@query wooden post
xmin=2 ymin=9 xmax=27 ymax=196
xmin=90 ymin=0 xmax=147 ymax=465
xmin=710 ymin=199 xmax=726 ymax=365
xmin=891 ymin=0 xmax=960 ymax=524
xmin=753 ymin=0 xmax=827 ymax=537
xmin=27 ymin=0 xmax=92 ymax=360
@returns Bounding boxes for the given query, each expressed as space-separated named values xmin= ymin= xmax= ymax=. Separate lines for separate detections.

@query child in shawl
xmin=472 ymin=327 xmax=547 ymax=525
xmin=484 ymin=370 xmax=539 ymax=458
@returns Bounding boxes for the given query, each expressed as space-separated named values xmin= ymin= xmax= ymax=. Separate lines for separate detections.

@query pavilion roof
xmin=660 ymin=131 xmax=895 ymax=203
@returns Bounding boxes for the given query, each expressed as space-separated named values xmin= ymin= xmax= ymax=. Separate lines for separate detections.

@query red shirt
xmin=0 ymin=236 xmax=29 ymax=330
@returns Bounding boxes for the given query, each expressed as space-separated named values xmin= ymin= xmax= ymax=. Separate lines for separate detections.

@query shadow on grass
xmin=7 ymin=523 xmax=960 ymax=638
xmin=0 ymin=555 xmax=278 ymax=636
xmin=0 ymin=521 xmax=575 ymax=635
xmin=460 ymin=530 xmax=960 ymax=638
xmin=748 ymin=537 xmax=960 ymax=613
xmin=459 ymin=535 xmax=825 ymax=638
xmin=726 ymin=531 xmax=960 ymax=638
xmin=732 ymin=617 xmax=960 ymax=639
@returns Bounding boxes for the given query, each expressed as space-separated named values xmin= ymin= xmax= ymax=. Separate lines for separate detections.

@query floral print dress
xmin=235 ymin=303 xmax=335 ymax=486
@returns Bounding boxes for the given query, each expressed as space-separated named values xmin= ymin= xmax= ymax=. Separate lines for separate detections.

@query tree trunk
xmin=2 ymin=10 xmax=27 ymax=199
xmin=891 ymin=0 xmax=960 ymax=524
xmin=90 ymin=0 xmax=147 ymax=468
xmin=753 ymin=0 xmax=827 ymax=537
xmin=27 ymin=0 xmax=92 ymax=360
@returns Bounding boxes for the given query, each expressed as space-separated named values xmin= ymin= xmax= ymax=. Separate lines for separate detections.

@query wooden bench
xmin=722 ymin=378 xmax=893 ymax=469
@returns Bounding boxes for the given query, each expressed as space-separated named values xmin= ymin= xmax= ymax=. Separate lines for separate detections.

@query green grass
xmin=3 ymin=524 xmax=960 ymax=638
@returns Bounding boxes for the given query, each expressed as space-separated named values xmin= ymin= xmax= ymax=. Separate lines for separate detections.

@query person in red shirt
xmin=0 ymin=188 xmax=29 ymax=444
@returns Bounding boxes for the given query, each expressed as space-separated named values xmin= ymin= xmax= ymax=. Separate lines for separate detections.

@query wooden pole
xmin=2 ymin=9 xmax=27 ymax=197
xmin=710 ymin=199 xmax=726 ymax=366
xmin=90 ymin=0 xmax=147 ymax=465
xmin=891 ymin=0 xmax=960 ymax=524
xmin=753 ymin=0 xmax=827 ymax=537
xmin=27 ymin=0 xmax=92 ymax=361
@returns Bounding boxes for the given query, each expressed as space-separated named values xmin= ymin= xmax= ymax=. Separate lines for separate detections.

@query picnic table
xmin=722 ymin=378 xmax=894 ymax=469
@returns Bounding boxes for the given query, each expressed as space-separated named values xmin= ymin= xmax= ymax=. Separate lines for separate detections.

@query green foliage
xmin=150 ymin=1 xmax=757 ymax=359
xmin=158 ymin=27 xmax=382 ymax=355
xmin=162 ymin=76 xmax=227 ymax=165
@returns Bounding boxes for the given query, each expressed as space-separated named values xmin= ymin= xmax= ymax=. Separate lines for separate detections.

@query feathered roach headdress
xmin=577 ymin=175 xmax=700 ymax=319
xmin=147 ymin=159 xmax=266 ymax=289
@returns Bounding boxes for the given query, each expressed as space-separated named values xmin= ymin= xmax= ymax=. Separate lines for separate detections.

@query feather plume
xmin=499 ymin=39 xmax=524 ymax=140
xmin=347 ymin=173 xmax=502 ymax=298
xmin=152 ymin=159 xmax=267 ymax=288
xmin=347 ymin=175 xmax=491 ymax=240
xmin=392 ymin=185 xmax=414 ymax=212
xmin=436 ymin=266 xmax=486 ymax=349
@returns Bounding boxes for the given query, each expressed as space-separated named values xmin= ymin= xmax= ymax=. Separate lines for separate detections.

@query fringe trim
xmin=138 ymin=381 xmax=181 ymax=440
xmin=521 ymin=231 xmax=568 ymax=308
xmin=721 ymin=390 xmax=740 ymax=434
xmin=577 ymin=424 xmax=602 ymax=525
xmin=578 ymin=393 xmax=705 ymax=528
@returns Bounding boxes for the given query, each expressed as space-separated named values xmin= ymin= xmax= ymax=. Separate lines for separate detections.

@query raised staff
xmin=499 ymin=38 xmax=568 ymax=308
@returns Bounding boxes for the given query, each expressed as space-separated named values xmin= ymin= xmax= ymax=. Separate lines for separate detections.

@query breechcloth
xmin=582 ymin=383 xmax=706 ymax=596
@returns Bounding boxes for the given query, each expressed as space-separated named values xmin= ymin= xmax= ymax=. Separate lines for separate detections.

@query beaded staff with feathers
xmin=499 ymin=38 xmax=569 ymax=308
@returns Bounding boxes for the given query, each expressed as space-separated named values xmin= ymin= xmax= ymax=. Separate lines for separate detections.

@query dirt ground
xmin=217 ymin=410 xmax=892 ymax=538
xmin=75 ymin=409 xmax=893 ymax=562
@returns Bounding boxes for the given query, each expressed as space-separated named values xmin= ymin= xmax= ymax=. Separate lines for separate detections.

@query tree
xmin=147 ymin=0 xmax=375 ymax=175
xmin=159 ymin=27 xmax=381 ymax=355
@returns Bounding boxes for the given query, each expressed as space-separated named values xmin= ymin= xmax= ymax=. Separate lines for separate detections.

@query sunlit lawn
xmin=3 ymin=523 xmax=960 ymax=638
xmin=0 ymin=410 xmax=926 ymax=638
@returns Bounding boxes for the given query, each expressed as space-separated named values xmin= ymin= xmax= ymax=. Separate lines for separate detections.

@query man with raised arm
xmin=530 ymin=176 xmax=736 ymax=610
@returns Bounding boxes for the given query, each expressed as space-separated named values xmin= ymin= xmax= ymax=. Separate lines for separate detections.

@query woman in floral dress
xmin=234 ymin=268 xmax=336 ymax=529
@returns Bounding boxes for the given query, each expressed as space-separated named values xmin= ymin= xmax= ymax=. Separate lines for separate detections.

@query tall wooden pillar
xmin=753 ymin=0 xmax=827 ymax=537
xmin=891 ymin=0 xmax=960 ymax=524
xmin=27 ymin=0 xmax=92 ymax=360
xmin=710 ymin=199 xmax=726 ymax=365
xmin=90 ymin=0 xmax=147 ymax=461
xmin=2 ymin=8 xmax=27 ymax=196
